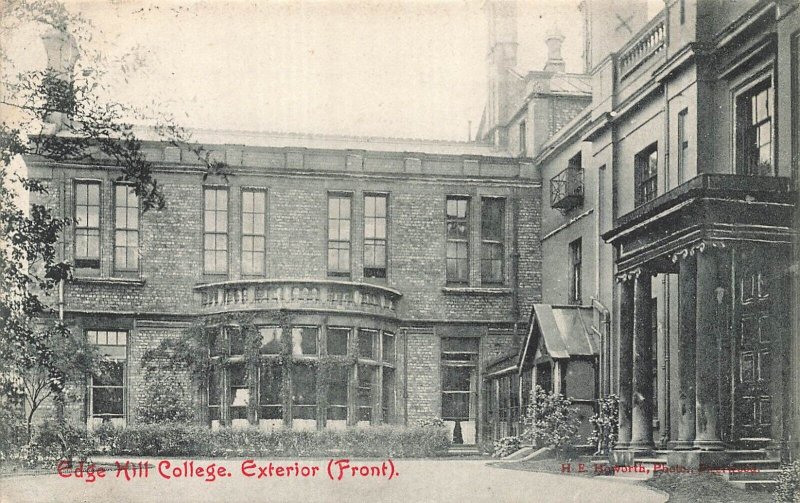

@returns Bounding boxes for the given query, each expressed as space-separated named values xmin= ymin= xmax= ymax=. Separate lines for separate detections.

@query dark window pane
xmin=442 ymin=393 xmax=470 ymax=420
xmin=228 ymin=327 xmax=245 ymax=355
xmin=92 ymin=388 xmax=123 ymax=415
xmin=442 ymin=366 xmax=472 ymax=392
xmin=481 ymin=199 xmax=504 ymax=241
xmin=94 ymin=362 xmax=124 ymax=386
xmin=328 ymin=365 xmax=348 ymax=408
xmin=327 ymin=328 xmax=349 ymax=356
xmin=259 ymin=365 xmax=281 ymax=405
xmin=292 ymin=365 xmax=316 ymax=406
xmin=359 ymin=330 xmax=376 ymax=359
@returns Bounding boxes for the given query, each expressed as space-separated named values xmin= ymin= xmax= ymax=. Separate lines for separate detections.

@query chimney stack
xmin=40 ymin=27 xmax=78 ymax=131
xmin=543 ymin=27 xmax=566 ymax=73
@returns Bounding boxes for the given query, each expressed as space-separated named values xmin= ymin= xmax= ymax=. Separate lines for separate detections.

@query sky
xmin=3 ymin=0 xmax=661 ymax=142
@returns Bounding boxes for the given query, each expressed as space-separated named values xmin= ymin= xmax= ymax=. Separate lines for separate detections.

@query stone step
xmin=720 ymin=468 xmax=782 ymax=482
xmin=728 ymin=480 xmax=778 ymax=492
xmin=729 ymin=458 xmax=782 ymax=470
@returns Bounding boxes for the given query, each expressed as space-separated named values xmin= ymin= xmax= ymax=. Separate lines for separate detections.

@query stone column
xmin=630 ymin=270 xmax=655 ymax=450
xmin=675 ymin=254 xmax=697 ymax=449
xmin=694 ymin=249 xmax=724 ymax=450
xmin=616 ymin=278 xmax=635 ymax=450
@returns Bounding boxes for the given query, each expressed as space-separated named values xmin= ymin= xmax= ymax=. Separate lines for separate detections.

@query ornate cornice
xmin=670 ymin=239 xmax=727 ymax=263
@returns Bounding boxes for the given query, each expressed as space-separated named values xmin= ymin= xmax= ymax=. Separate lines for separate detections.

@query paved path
xmin=0 ymin=459 xmax=667 ymax=503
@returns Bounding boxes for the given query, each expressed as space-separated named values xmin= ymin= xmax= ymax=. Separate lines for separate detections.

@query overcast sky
xmin=7 ymin=1 xmax=659 ymax=141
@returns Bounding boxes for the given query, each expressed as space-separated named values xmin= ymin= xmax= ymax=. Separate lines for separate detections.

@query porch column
xmin=675 ymin=254 xmax=697 ymax=448
xmin=616 ymin=277 xmax=634 ymax=450
xmin=630 ymin=269 xmax=655 ymax=450
xmin=694 ymin=248 xmax=724 ymax=450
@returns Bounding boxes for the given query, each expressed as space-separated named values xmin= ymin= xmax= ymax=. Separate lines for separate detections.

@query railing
xmin=550 ymin=166 xmax=584 ymax=210
xmin=617 ymin=14 xmax=666 ymax=79
xmin=195 ymin=279 xmax=402 ymax=317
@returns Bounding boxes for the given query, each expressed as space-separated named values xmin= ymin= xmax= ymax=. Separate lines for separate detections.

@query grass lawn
xmin=490 ymin=456 xmax=776 ymax=503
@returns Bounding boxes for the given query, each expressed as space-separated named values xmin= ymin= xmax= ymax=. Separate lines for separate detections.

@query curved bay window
xmin=207 ymin=322 xmax=396 ymax=430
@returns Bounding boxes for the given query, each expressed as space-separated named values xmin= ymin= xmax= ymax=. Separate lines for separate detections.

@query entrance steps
xmin=446 ymin=445 xmax=481 ymax=457
xmin=715 ymin=457 xmax=782 ymax=492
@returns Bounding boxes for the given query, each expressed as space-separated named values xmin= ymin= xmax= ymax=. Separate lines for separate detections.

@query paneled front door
xmin=733 ymin=250 xmax=773 ymax=441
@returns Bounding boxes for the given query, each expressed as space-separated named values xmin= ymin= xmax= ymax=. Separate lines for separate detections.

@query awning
xmin=518 ymin=304 xmax=599 ymax=367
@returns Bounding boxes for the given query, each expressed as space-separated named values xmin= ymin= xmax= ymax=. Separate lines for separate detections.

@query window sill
xmin=441 ymin=286 xmax=513 ymax=295
xmin=70 ymin=276 xmax=146 ymax=286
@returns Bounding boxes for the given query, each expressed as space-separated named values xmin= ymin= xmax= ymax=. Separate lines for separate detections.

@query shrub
xmin=587 ymin=394 xmax=618 ymax=455
xmin=520 ymin=385 xmax=580 ymax=453
xmin=415 ymin=417 xmax=446 ymax=428
xmin=0 ymin=407 xmax=28 ymax=461
xmin=28 ymin=421 xmax=94 ymax=467
xmin=491 ymin=436 xmax=521 ymax=458
xmin=774 ymin=460 xmax=800 ymax=503
xmin=136 ymin=372 xmax=195 ymax=424
xmin=94 ymin=423 xmax=450 ymax=458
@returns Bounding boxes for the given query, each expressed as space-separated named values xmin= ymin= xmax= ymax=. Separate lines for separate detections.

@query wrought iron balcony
xmin=195 ymin=279 xmax=402 ymax=317
xmin=550 ymin=166 xmax=584 ymax=210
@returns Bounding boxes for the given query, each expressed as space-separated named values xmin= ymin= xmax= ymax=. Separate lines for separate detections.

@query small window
xmin=258 ymin=365 xmax=282 ymax=420
xmin=357 ymin=364 xmax=376 ymax=423
xmin=327 ymin=366 xmax=349 ymax=421
xmin=736 ymin=79 xmax=773 ymax=175
xmin=228 ymin=326 xmax=245 ymax=356
xmin=241 ymin=189 xmax=266 ymax=276
xmin=364 ymin=194 xmax=387 ymax=279
xmin=74 ymin=181 xmax=101 ymax=269
xmin=519 ymin=120 xmax=527 ymax=155
xmin=382 ymin=332 xmax=395 ymax=364
xmin=481 ymin=198 xmax=505 ymax=285
xmin=204 ymin=187 xmax=229 ymax=274
xmin=328 ymin=194 xmax=351 ymax=277
xmin=634 ymin=144 xmax=658 ymax=207
xmin=327 ymin=327 xmax=349 ymax=356
xmin=292 ymin=365 xmax=316 ymax=420
xmin=114 ymin=184 xmax=139 ymax=272
xmin=90 ymin=361 xmax=125 ymax=423
xmin=569 ymin=238 xmax=582 ymax=304
xmin=259 ymin=326 xmax=283 ymax=355
xmin=358 ymin=329 xmax=377 ymax=360
xmin=291 ymin=327 xmax=318 ymax=356
xmin=229 ymin=364 xmax=249 ymax=421
xmin=446 ymin=197 xmax=469 ymax=284
xmin=677 ymin=109 xmax=689 ymax=184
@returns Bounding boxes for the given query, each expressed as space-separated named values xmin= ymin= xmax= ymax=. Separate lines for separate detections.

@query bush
xmin=94 ymin=423 xmax=450 ymax=458
xmin=415 ymin=417 xmax=446 ymax=428
xmin=774 ymin=460 xmax=800 ymax=503
xmin=520 ymin=385 xmax=580 ymax=453
xmin=587 ymin=394 xmax=618 ymax=455
xmin=28 ymin=421 xmax=94 ymax=467
xmin=491 ymin=436 xmax=521 ymax=458
xmin=136 ymin=372 xmax=195 ymax=424
xmin=0 ymin=407 xmax=28 ymax=462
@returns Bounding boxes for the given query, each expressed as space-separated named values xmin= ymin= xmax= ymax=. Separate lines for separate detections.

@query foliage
xmin=0 ymin=406 xmax=28 ymax=461
xmin=26 ymin=420 xmax=94 ymax=467
xmin=135 ymin=372 xmax=195 ymax=425
xmin=415 ymin=417 xmax=446 ymax=428
xmin=93 ymin=424 xmax=451 ymax=458
xmin=520 ymin=385 xmax=580 ymax=453
xmin=587 ymin=394 xmax=618 ymax=456
xmin=491 ymin=436 xmax=522 ymax=458
xmin=774 ymin=460 xmax=800 ymax=503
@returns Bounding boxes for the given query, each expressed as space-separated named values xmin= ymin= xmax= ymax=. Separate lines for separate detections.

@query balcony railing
xmin=195 ymin=279 xmax=402 ymax=317
xmin=617 ymin=13 xmax=666 ymax=79
xmin=550 ymin=166 xmax=584 ymax=210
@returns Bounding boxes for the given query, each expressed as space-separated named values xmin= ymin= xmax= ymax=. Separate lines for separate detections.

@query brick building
xmin=25 ymin=128 xmax=541 ymax=445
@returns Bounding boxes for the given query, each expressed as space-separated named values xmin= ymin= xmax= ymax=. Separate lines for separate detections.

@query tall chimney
xmin=40 ymin=27 xmax=78 ymax=131
xmin=543 ymin=27 xmax=566 ymax=73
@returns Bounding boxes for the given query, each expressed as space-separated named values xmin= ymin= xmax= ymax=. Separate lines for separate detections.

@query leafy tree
xmin=0 ymin=0 xmax=225 ymax=432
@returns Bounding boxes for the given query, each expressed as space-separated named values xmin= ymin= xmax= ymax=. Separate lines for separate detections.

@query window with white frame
xmin=363 ymin=194 xmax=387 ymax=279
xmin=74 ymin=181 xmax=101 ymax=269
xmin=328 ymin=194 xmax=351 ymax=277
xmin=446 ymin=196 xmax=469 ymax=284
xmin=88 ymin=330 xmax=127 ymax=426
xmin=204 ymin=187 xmax=228 ymax=274
xmin=114 ymin=184 xmax=139 ymax=272
xmin=736 ymin=78 xmax=773 ymax=176
xmin=241 ymin=189 xmax=266 ymax=276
